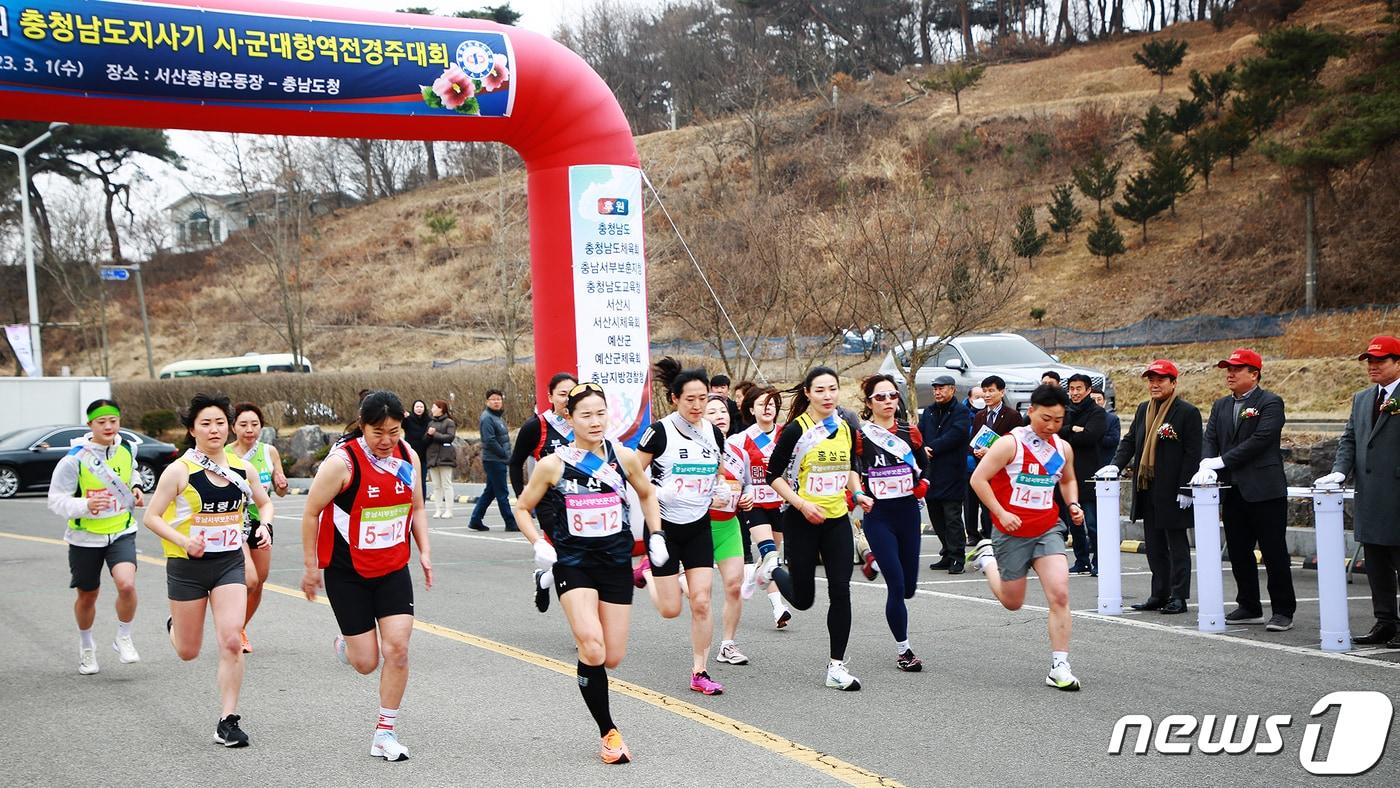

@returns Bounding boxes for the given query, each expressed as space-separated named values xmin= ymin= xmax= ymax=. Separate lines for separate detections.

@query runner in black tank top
xmin=509 ymin=372 xmax=578 ymax=614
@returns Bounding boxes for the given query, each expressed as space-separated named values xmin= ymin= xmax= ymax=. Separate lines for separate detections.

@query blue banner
xmin=0 ymin=1 xmax=514 ymax=116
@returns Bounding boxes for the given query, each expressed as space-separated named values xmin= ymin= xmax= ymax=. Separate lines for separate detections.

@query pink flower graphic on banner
xmin=432 ymin=63 xmax=476 ymax=109
xmin=482 ymin=53 xmax=510 ymax=91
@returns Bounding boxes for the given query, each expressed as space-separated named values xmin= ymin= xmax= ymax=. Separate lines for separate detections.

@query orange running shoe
xmin=240 ymin=629 xmax=252 ymax=654
xmin=600 ymin=728 xmax=631 ymax=764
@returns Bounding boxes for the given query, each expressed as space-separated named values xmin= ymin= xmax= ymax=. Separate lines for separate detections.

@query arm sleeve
xmin=1079 ymin=408 xmax=1108 ymax=446
xmin=765 ymin=423 xmax=803 ymax=485
xmin=47 ymin=453 xmax=90 ymax=520
xmin=508 ymin=417 xmax=540 ymax=495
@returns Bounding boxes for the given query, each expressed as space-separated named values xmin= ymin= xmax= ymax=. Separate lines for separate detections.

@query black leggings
xmin=775 ymin=507 xmax=854 ymax=661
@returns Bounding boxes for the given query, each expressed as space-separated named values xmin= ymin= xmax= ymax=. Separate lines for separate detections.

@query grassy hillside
xmin=21 ymin=0 xmax=1399 ymax=387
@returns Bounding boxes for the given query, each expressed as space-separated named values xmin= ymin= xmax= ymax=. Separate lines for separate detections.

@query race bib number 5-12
xmin=359 ymin=504 xmax=410 ymax=550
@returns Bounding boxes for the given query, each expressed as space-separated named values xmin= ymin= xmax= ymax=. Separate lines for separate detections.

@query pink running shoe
xmin=633 ymin=557 xmax=650 ymax=589
xmin=690 ymin=671 xmax=724 ymax=695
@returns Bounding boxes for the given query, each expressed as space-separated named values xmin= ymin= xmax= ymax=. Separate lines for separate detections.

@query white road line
xmin=430 ymin=528 xmax=526 ymax=544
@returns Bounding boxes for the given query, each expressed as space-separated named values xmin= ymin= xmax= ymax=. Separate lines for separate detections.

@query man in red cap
xmin=1315 ymin=336 xmax=1400 ymax=647
xmin=1192 ymin=348 xmax=1295 ymax=631
xmin=1098 ymin=360 xmax=1202 ymax=614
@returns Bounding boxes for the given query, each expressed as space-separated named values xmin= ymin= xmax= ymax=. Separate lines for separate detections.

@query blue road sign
xmin=99 ymin=267 xmax=131 ymax=282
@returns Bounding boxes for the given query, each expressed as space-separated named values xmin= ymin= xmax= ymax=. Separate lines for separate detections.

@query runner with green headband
xmin=47 ymin=399 xmax=146 ymax=675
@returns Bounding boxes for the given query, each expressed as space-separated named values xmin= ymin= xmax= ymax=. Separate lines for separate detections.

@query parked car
xmin=880 ymin=332 xmax=1116 ymax=412
xmin=0 ymin=425 xmax=181 ymax=499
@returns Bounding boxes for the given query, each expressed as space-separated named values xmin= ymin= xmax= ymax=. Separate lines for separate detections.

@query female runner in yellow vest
xmin=230 ymin=403 xmax=289 ymax=654
xmin=46 ymin=399 xmax=146 ymax=675
xmin=144 ymin=393 xmax=274 ymax=748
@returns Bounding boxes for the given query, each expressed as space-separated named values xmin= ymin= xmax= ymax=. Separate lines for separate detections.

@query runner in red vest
xmin=968 ymin=384 xmax=1085 ymax=691
xmin=301 ymin=391 xmax=433 ymax=762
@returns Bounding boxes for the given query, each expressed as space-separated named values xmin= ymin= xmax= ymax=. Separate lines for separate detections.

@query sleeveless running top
xmin=538 ymin=441 xmax=634 ymax=567
xmin=235 ymin=441 xmax=274 ymax=522
xmin=988 ymin=425 xmax=1067 ymax=538
xmin=161 ymin=455 xmax=252 ymax=559
xmin=790 ymin=413 xmax=853 ymax=520
xmin=318 ymin=438 xmax=415 ymax=578
xmin=640 ymin=413 xmax=721 ymax=523
xmin=736 ymin=426 xmax=781 ymax=509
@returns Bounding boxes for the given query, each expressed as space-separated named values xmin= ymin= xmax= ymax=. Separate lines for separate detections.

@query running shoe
xmin=773 ymin=606 xmax=792 ymax=629
xmin=968 ymin=539 xmax=995 ymax=573
xmin=690 ymin=671 xmax=724 ymax=695
xmin=1045 ymin=663 xmax=1081 ymax=691
xmin=239 ymin=629 xmax=252 ymax=655
xmin=600 ymin=728 xmax=631 ymax=765
xmin=215 ymin=714 xmax=250 ymax=747
xmin=896 ymin=649 xmax=923 ymax=672
xmin=825 ymin=660 xmax=861 ymax=691
xmin=333 ymin=635 xmax=349 ymax=666
xmin=754 ymin=551 xmax=780 ymax=586
xmin=861 ymin=552 xmax=880 ymax=581
xmin=370 ymin=729 xmax=410 ymax=761
xmin=739 ymin=563 xmax=757 ymax=600
xmin=113 ymin=633 xmax=140 ymax=664
xmin=715 ymin=642 xmax=750 ymax=665
xmin=78 ymin=646 xmax=99 ymax=675
xmin=534 ymin=569 xmax=551 ymax=614
xmin=632 ymin=557 xmax=649 ymax=589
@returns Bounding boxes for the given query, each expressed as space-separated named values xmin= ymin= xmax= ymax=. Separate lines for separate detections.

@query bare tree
xmin=479 ymin=144 xmax=532 ymax=367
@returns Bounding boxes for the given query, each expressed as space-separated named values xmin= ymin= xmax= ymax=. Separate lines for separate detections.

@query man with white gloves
xmin=1195 ymin=349 xmax=1295 ymax=632
xmin=1098 ymin=359 xmax=1202 ymax=614
xmin=1317 ymin=336 xmax=1400 ymax=648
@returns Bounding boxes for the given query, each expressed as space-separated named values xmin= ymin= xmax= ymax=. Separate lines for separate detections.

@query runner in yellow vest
xmin=47 ymin=399 xmax=146 ymax=675
xmin=230 ymin=402 xmax=289 ymax=654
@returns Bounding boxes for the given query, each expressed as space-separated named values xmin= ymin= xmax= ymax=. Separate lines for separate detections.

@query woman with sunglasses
xmin=635 ymin=357 xmax=728 ymax=696
xmin=734 ymin=386 xmax=793 ymax=629
xmin=514 ymin=382 xmax=662 ymax=764
xmin=856 ymin=375 xmax=930 ymax=673
xmin=767 ymin=367 xmax=869 ymax=691
xmin=703 ymin=395 xmax=754 ymax=667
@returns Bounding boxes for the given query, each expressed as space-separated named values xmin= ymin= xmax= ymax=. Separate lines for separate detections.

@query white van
xmin=158 ymin=353 xmax=314 ymax=379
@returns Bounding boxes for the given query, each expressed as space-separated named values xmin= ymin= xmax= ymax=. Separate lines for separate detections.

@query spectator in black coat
xmin=403 ymin=399 xmax=431 ymax=493
xmin=918 ymin=375 xmax=972 ymax=572
xmin=1058 ymin=374 xmax=1107 ymax=574
xmin=1091 ymin=388 xmax=1120 ymax=468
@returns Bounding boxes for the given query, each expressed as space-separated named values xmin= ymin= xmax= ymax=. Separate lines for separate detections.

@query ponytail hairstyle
xmin=858 ymin=373 xmax=901 ymax=420
xmin=785 ymin=366 xmax=840 ymax=425
xmin=739 ymin=386 xmax=781 ymax=428
xmin=343 ymin=390 xmax=407 ymax=443
xmin=653 ymin=356 xmax=710 ymax=402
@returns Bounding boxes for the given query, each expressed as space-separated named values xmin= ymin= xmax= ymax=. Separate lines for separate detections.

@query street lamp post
xmin=1 ymin=121 xmax=67 ymax=377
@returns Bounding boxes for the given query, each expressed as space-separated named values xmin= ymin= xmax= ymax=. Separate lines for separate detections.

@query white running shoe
xmin=112 ymin=634 xmax=140 ymax=664
xmin=968 ymin=539 xmax=995 ymax=573
xmin=773 ymin=605 xmax=792 ymax=629
xmin=1046 ymin=663 xmax=1081 ymax=691
xmin=715 ymin=642 xmax=750 ymax=665
xmin=825 ymin=660 xmax=861 ymax=691
xmin=370 ymin=729 xmax=410 ymax=761
xmin=754 ymin=551 xmax=779 ymax=586
xmin=78 ymin=646 xmax=99 ymax=675
xmin=740 ymin=563 xmax=757 ymax=600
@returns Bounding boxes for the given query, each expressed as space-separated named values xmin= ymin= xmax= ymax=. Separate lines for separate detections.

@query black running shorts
xmin=323 ymin=565 xmax=415 ymax=637
xmin=650 ymin=516 xmax=714 ymax=577
xmin=553 ymin=562 xmax=633 ymax=605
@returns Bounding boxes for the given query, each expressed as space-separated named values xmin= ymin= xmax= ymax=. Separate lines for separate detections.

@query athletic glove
xmin=1176 ymin=494 xmax=1193 ymax=510
xmin=1094 ymin=464 xmax=1120 ymax=480
xmin=533 ymin=539 xmax=558 ymax=572
xmin=1313 ymin=471 xmax=1346 ymax=488
xmin=647 ymin=531 xmax=670 ymax=568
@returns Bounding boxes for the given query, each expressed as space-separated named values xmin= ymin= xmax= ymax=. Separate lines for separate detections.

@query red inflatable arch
xmin=0 ymin=0 xmax=651 ymax=440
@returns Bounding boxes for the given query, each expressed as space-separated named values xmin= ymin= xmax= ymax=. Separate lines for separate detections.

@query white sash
xmin=859 ymin=421 xmax=921 ymax=473
xmin=184 ymin=449 xmax=252 ymax=503
xmin=1015 ymin=426 xmax=1066 ymax=476
xmin=670 ymin=412 xmax=717 ymax=453
xmin=358 ymin=438 xmax=416 ymax=488
xmin=791 ymin=414 xmax=841 ymax=476
xmin=78 ymin=440 xmax=137 ymax=513
xmin=542 ymin=409 xmax=574 ymax=442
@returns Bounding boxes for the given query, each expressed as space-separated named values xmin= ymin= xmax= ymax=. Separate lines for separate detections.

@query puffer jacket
xmin=424 ymin=416 xmax=458 ymax=468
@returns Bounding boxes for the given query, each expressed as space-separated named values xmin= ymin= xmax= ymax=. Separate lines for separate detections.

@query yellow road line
xmin=1 ymin=530 xmax=902 ymax=787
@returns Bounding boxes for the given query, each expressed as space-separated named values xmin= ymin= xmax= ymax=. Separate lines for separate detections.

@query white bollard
xmin=1312 ymin=487 xmax=1352 ymax=652
xmin=1094 ymin=478 xmax=1122 ymax=615
xmin=1191 ymin=484 xmax=1227 ymax=633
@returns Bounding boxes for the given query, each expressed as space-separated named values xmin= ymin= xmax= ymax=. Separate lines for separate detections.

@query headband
xmin=87 ymin=404 xmax=120 ymax=422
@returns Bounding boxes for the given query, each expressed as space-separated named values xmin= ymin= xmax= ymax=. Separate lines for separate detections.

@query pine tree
xmin=1011 ymin=205 xmax=1049 ymax=268
xmin=918 ymin=63 xmax=988 ymax=115
xmin=1186 ymin=128 xmax=1222 ymax=191
xmin=1133 ymin=105 xmax=1172 ymax=151
xmin=1217 ymin=113 xmax=1252 ymax=171
xmin=1170 ymin=98 xmax=1206 ymax=140
xmin=1148 ymin=144 xmax=1194 ymax=215
xmin=1071 ymin=151 xmax=1122 ymax=213
xmin=1046 ymin=183 xmax=1083 ymax=242
xmin=1113 ymin=170 xmax=1170 ymax=243
xmin=1086 ymin=211 xmax=1127 ymax=270
xmin=1134 ymin=38 xmax=1189 ymax=94
xmin=1189 ymin=66 xmax=1237 ymax=119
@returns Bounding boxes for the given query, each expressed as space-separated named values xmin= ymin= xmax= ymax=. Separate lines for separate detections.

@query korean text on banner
xmin=4 ymin=324 xmax=38 ymax=377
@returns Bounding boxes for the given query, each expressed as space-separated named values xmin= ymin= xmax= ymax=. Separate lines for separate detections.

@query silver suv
xmin=879 ymin=333 xmax=1115 ymax=412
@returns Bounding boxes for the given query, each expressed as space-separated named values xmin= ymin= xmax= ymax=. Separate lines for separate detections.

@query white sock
xmin=896 ymin=640 xmax=911 ymax=655
xmin=1052 ymin=651 xmax=1069 ymax=668
xmin=376 ymin=707 xmax=398 ymax=732
xmin=829 ymin=659 xmax=844 ymax=669
xmin=768 ymin=590 xmax=783 ymax=611
xmin=116 ymin=620 xmax=133 ymax=639
xmin=720 ymin=639 xmax=735 ymax=648
xmin=79 ymin=629 xmax=95 ymax=650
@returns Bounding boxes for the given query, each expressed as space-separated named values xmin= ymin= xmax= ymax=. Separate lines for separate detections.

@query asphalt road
xmin=2 ymin=491 xmax=1398 ymax=787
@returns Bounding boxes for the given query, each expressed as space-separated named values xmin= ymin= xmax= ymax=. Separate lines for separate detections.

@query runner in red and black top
xmin=855 ymin=375 xmax=931 ymax=673
xmin=968 ymin=384 xmax=1085 ymax=691
xmin=301 ymin=391 xmax=433 ymax=762
xmin=733 ymin=386 xmax=794 ymax=629
xmin=509 ymin=372 xmax=578 ymax=613
xmin=513 ymin=382 xmax=663 ymax=765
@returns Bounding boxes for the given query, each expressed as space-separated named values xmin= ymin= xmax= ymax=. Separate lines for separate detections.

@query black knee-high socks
xmin=577 ymin=661 xmax=615 ymax=737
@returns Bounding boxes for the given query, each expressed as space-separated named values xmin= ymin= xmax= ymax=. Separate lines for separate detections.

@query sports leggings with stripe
xmin=776 ymin=507 xmax=853 ymax=661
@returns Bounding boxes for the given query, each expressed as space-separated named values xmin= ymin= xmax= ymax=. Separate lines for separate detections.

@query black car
xmin=0 ymin=425 xmax=181 ymax=499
